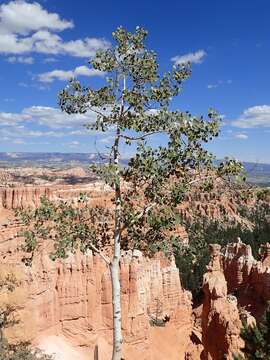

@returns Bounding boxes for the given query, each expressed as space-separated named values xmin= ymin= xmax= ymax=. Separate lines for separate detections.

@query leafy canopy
xmin=20 ymin=26 xmax=243 ymax=261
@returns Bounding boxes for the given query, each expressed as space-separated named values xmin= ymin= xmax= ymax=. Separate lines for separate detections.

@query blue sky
xmin=0 ymin=0 xmax=269 ymax=163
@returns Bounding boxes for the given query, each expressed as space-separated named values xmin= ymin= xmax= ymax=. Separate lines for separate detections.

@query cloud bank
xmin=232 ymin=105 xmax=270 ymax=128
xmin=171 ymin=49 xmax=206 ymax=64
xmin=0 ymin=1 xmax=110 ymax=57
xmin=0 ymin=106 xmax=97 ymax=129
xmin=37 ymin=65 xmax=105 ymax=83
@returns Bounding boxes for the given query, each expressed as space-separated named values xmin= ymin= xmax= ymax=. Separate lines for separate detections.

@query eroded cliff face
xmin=1 ymin=227 xmax=270 ymax=360
xmin=191 ymin=241 xmax=270 ymax=360
xmin=0 ymin=180 xmax=269 ymax=360
xmin=0 ymin=182 xmax=194 ymax=359
xmin=0 ymin=182 xmax=112 ymax=211
xmin=223 ymin=240 xmax=270 ymax=317
xmin=0 ymin=181 xmax=256 ymax=228
xmin=201 ymin=244 xmax=243 ymax=360
xmin=0 ymin=228 xmax=193 ymax=360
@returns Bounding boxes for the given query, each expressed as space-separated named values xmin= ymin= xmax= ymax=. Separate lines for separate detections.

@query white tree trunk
xmin=111 ymin=125 xmax=123 ymax=360
xmin=110 ymin=239 xmax=122 ymax=360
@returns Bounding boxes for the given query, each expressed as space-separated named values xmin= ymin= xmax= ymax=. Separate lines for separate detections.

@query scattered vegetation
xmin=148 ymin=298 xmax=166 ymax=327
xmin=175 ymin=199 xmax=270 ymax=299
xmin=0 ymin=270 xmax=52 ymax=360
xmin=234 ymin=303 xmax=270 ymax=360
xmin=0 ymin=342 xmax=53 ymax=360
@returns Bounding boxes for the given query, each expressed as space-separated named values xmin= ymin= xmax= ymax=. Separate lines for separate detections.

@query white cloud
xmin=232 ymin=105 xmax=270 ymax=128
xmin=99 ymin=135 xmax=115 ymax=144
xmin=0 ymin=105 xmax=98 ymax=129
xmin=234 ymin=133 xmax=248 ymax=140
xmin=0 ymin=30 xmax=110 ymax=57
xmin=74 ymin=65 xmax=103 ymax=77
xmin=37 ymin=69 xmax=74 ymax=83
xmin=69 ymin=129 xmax=88 ymax=136
xmin=0 ymin=111 xmax=30 ymax=125
xmin=207 ymin=84 xmax=218 ymax=89
xmin=60 ymin=38 xmax=110 ymax=58
xmin=30 ymin=30 xmax=110 ymax=57
xmin=37 ymin=65 xmax=105 ymax=83
xmin=43 ymin=57 xmax=57 ymax=63
xmin=30 ymin=30 xmax=62 ymax=54
xmin=7 ymin=55 xmax=34 ymax=64
xmin=0 ymin=33 xmax=32 ymax=54
xmin=0 ymin=125 xmax=66 ymax=139
xmin=171 ymin=49 xmax=206 ymax=65
xmin=23 ymin=106 xmax=93 ymax=128
xmin=0 ymin=105 xmax=102 ymax=146
xmin=207 ymin=80 xmax=232 ymax=90
xmin=0 ymin=1 xmax=110 ymax=57
xmin=68 ymin=140 xmax=80 ymax=148
xmin=0 ymin=1 xmax=73 ymax=35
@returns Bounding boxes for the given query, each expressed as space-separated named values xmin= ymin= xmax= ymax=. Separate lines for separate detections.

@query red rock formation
xmin=198 ymin=240 xmax=270 ymax=360
xmin=0 ymin=173 xmax=267 ymax=359
xmin=0 ymin=229 xmax=193 ymax=360
xmin=0 ymin=182 xmax=112 ymax=210
xmin=223 ymin=239 xmax=270 ymax=318
xmin=260 ymin=242 xmax=270 ymax=267
xmin=184 ymin=240 xmax=270 ymax=360
xmin=0 ymin=178 xmax=257 ymax=228
xmin=201 ymin=244 xmax=244 ymax=360
xmin=223 ymin=238 xmax=255 ymax=291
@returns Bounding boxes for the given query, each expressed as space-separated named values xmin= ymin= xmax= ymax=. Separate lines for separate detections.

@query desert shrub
xmin=0 ymin=341 xmax=53 ymax=360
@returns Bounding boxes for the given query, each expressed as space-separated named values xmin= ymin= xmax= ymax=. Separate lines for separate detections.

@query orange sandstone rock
xmin=201 ymin=244 xmax=243 ymax=360
xmin=0 ymin=232 xmax=193 ymax=359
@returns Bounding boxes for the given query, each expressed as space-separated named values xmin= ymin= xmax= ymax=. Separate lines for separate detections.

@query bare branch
xmin=186 ymin=173 xmax=244 ymax=192
xmin=120 ymin=131 xmax=162 ymax=141
xmin=89 ymin=243 xmax=111 ymax=266
xmin=187 ymin=174 xmax=219 ymax=186
xmin=122 ymin=105 xmax=132 ymax=116
xmin=88 ymin=106 xmax=108 ymax=119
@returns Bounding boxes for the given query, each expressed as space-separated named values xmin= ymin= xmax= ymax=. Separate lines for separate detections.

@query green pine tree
xmin=234 ymin=304 xmax=270 ymax=360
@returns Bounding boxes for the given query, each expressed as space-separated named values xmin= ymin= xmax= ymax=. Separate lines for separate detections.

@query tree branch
xmin=89 ymin=242 xmax=111 ymax=266
xmin=120 ymin=131 xmax=162 ymax=141
xmin=187 ymin=174 xmax=219 ymax=186
xmin=121 ymin=202 xmax=156 ymax=232
xmin=88 ymin=106 xmax=109 ymax=121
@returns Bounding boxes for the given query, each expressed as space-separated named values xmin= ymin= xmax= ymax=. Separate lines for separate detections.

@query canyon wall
xmin=1 ymin=227 xmax=270 ymax=360
xmin=0 ymin=226 xmax=193 ymax=360
xmin=223 ymin=239 xmax=270 ymax=317
xmin=0 ymin=183 xmax=253 ymax=226
xmin=201 ymin=244 xmax=244 ymax=360
xmin=0 ymin=181 xmax=268 ymax=359
xmin=197 ymin=241 xmax=270 ymax=360
xmin=0 ymin=183 xmax=112 ymax=211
